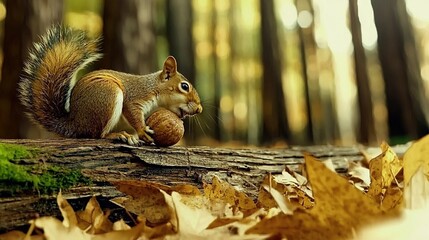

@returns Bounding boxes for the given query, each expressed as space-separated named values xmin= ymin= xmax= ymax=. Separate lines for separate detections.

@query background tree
xmin=165 ymin=0 xmax=200 ymax=143
xmin=349 ymin=0 xmax=376 ymax=144
xmin=260 ymin=0 xmax=290 ymax=144
xmin=0 ymin=0 xmax=428 ymax=146
xmin=371 ymin=0 xmax=429 ymax=142
xmin=0 ymin=0 xmax=63 ymax=138
xmin=166 ymin=0 xmax=195 ymax=84
xmin=101 ymin=0 xmax=157 ymax=74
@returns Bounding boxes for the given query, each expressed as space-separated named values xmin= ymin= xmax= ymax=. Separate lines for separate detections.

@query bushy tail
xmin=19 ymin=25 xmax=101 ymax=137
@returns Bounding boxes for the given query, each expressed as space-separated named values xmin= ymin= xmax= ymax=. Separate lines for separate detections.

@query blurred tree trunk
xmin=260 ymin=0 xmax=290 ymax=144
xmin=166 ymin=0 xmax=199 ymax=143
xmin=166 ymin=0 xmax=195 ymax=84
xmin=101 ymin=0 xmax=157 ymax=74
xmin=295 ymin=0 xmax=321 ymax=144
xmin=297 ymin=27 xmax=314 ymax=144
xmin=0 ymin=0 xmax=63 ymax=138
xmin=349 ymin=0 xmax=376 ymax=144
xmin=211 ymin=0 xmax=221 ymax=142
xmin=371 ymin=0 xmax=429 ymax=141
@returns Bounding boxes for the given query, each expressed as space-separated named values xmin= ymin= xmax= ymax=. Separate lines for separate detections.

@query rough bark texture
xmin=0 ymin=139 xmax=365 ymax=231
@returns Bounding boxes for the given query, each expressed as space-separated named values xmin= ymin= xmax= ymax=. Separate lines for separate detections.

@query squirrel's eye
xmin=180 ymin=82 xmax=190 ymax=92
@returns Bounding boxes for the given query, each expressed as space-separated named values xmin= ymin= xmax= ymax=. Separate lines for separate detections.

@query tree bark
xmin=260 ymin=0 xmax=290 ymax=143
xmin=0 ymin=0 xmax=63 ymax=138
xmin=371 ymin=0 xmax=429 ymax=141
xmin=0 ymin=139 xmax=365 ymax=231
xmin=349 ymin=0 xmax=376 ymax=144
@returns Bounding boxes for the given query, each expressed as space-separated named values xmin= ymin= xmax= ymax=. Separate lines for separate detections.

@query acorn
xmin=146 ymin=108 xmax=185 ymax=147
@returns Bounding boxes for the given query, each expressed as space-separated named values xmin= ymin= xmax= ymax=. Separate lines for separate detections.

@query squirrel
xmin=19 ymin=25 xmax=202 ymax=145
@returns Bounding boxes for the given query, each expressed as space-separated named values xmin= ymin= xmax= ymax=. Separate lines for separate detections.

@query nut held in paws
xmin=146 ymin=108 xmax=185 ymax=147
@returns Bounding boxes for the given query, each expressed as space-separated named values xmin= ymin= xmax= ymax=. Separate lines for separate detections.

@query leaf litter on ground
xmin=3 ymin=135 xmax=429 ymax=239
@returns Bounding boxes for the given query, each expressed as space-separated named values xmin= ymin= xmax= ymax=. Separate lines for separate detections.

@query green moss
xmin=0 ymin=143 xmax=35 ymax=161
xmin=37 ymin=166 xmax=91 ymax=193
xmin=0 ymin=143 xmax=90 ymax=195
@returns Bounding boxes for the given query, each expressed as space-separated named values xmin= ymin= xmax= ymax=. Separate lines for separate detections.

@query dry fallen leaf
xmin=248 ymin=154 xmax=400 ymax=240
xmin=400 ymin=138 xmax=426 ymax=186
xmin=202 ymin=208 xmax=270 ymax=239
xmin=170 ymin=184 xmax=202 ymax=196
xmin=91 ymin=222 xmax=148 ymax=240
xmin=356 ymin=149 xmax=429 ymax=240
xmin=57 ymin=191 xmax=78 ymax=228
xmin=257 ymin=175 xmax=279 ymax=209
xmin=112 ymin=180 xmax=171 ymax=224
xmin=273 ymin=169 xmax=300 ymax=186
xmin=247 ymin=209 xmax=331 ymax=240
xmin=160 ymin=189 xmax=268 ymax=239
xmin=257 ymin=172 xmax=313 ymax=210
xmin=161 ymin=190 xmax=216 ymax=235
xmin=261 ymin=185 xmax=296 ymax=214
xmin=305 ymin=154 xmax=395 ymax=230
xmin=32 ymin=196 xmax=174 ymax=240
xmin=204 ymin=177 xmax=256 ymax=213
xmin=112 ymin=180 xmax=203 ymax=225
xmin=76 ymin=196 xmax=112 ymax=234
xmin=404 ymin=166 xmax=429 ymax=209
xmin=32 ymin=217 xmax=90 ymax=240
xmin=323 ymin=159 xmax=336 ymax=172
xmin=381 ymin=186 xmax=403 ymax=211
xmin=367 ymin=142 xmax=402 ymax=203
xmin=348 ymin=161 xmax=371 ymax=188
xmin=0 ymin=230 xmax=27 ymax=240
xmin=112 ymin=219 xmax=131 ymax=231
xmin=403 ymin=135 xmax=429 ymax=209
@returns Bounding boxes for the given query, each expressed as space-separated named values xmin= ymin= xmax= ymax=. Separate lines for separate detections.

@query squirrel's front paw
xmin=104 ymin=131 xmax=139 ymax=145
xmin=138 ymin=126 xmax=154 ymax=143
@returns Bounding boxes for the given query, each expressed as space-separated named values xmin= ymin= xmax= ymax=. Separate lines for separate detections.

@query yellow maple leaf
xmin=367 ymin=142 xmax=403 ymax=203
xmin=305 ymin=154 xmax=392 ymax=231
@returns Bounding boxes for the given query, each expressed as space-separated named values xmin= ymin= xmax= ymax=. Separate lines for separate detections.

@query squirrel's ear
xmin=162 ymin=56 xmax=177 ymax=81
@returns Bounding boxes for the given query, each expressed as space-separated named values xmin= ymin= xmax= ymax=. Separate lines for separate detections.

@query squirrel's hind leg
xmin=70 ymin=75 xmax=124 ymax=139
xmin=98 ymin=89 xmax=140 ymax=145
xmin=100 ymin=88 xmax=124 ymax=138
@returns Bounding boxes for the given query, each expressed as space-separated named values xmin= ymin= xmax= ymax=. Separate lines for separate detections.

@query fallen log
xmin=0 ymin=138 xmax=364 ymax=232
